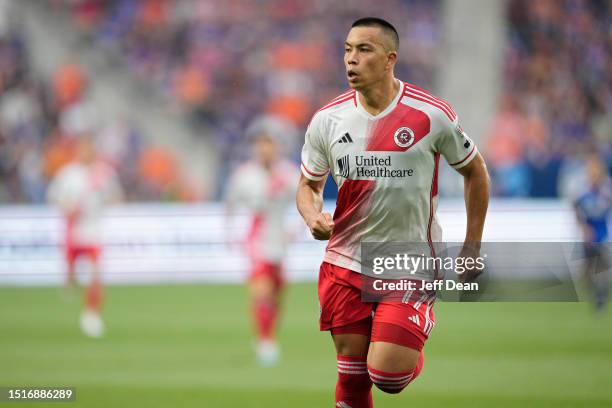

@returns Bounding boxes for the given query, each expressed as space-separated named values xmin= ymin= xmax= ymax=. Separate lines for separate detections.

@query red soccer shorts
xmin=318 ymin=262 xmax=435 ymax=351
xmin=65 ymin=245 xmax=101 ymax=266
xmin=250 ymin=261 xmax=284 ymax=290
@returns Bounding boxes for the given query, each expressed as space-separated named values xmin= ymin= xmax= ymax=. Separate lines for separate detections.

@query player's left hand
xmin=456 ymin=244 xmax=483 ymax=283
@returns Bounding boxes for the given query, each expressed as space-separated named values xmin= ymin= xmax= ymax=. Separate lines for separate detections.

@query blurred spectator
xmin=139 ymin=145 xmax=180 ymax=200
xmin=485 ymin=94 xmax=531 ymax=196
xmin=52 ymin=62 xmax=87 ymax=109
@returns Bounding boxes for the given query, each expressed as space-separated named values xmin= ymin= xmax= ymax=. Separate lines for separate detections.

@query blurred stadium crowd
xmin=488 ymin=0 xmax=610 ymax=198
xmin=0 ymin=0 xmax=610 ymax=203
xmin=0 ymin=3 xmax=196 ymax=203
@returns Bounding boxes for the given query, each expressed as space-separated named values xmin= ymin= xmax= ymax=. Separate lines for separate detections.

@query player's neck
xmin=358 ymin=77 xmax=400 ymax=116
xmin=260 ymin=159 xmax=275 ymax=172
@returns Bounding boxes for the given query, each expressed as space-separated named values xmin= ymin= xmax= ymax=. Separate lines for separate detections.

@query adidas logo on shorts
xmin=408 ymin=314 xmax=420 ymax=326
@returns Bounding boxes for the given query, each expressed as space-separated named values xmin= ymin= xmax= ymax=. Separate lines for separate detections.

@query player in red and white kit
xmin=48 ymin=136 xmax=122 ymax=338
xmin=226 ymin=116 xmax=299 ymax=366
xmin=297 ymin=18 xmax=490 ymax=406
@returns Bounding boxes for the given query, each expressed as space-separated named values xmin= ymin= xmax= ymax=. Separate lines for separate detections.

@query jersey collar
xmin=355 ymin=79 xmax=404 ymax=120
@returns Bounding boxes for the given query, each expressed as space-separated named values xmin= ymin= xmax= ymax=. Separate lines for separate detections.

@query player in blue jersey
xmin=574 ymin=154 xmax=611 ymax=312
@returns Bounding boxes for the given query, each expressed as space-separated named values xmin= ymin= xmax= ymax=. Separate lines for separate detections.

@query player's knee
xmin=367 ymin=366 xmax=413 ymax=394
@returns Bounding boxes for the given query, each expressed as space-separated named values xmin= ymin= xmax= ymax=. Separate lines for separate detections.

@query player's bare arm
xmin=456 ymin=152 xmax=490 ymax=282
xmin=296 ymin=174 xmax=334 ymax=240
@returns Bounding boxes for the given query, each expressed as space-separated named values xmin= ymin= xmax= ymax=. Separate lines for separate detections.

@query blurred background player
xmin=574 ymin=153 xmax=611 ymax=313
xmin=47 ymin=136 xmax=122 ymax=337
xmin=225 ymin=115 xmax=299 ymax=366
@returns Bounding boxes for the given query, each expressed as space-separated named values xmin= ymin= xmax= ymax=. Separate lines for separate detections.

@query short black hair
xmin=351 ymin=17 xmax=399 ymax=51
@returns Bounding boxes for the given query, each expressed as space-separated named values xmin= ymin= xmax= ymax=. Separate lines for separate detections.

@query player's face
xmin=253 ymin=134 xmax=279 ymax=166
xmin=76 ymin=138 xmax=96 ymax=164
xmin=586 ymin=156 xmax=605 ymax=185
xmin=344 ymin=26 xmax=394 ymax=91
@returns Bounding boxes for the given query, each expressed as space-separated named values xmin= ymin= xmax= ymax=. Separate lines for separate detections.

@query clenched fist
xmin=307 ymin=212 xmax=334 ymax=240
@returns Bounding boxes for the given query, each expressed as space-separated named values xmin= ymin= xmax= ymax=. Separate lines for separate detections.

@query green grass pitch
xmin=1 ymin=283 xmax=611 ymax=407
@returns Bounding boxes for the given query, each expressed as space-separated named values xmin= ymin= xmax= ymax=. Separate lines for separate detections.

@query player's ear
xmin=386 ymin=51 xmax=398 ymax=70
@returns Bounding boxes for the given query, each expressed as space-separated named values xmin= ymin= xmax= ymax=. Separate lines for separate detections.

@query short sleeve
xmin=300 ymin=113 xmax=330 ymax=181
xmin=437 ymin=116 xmax=478 ymax=170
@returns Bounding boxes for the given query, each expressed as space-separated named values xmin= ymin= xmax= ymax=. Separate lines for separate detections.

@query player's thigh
xmin=368 ymin=300 xmax=434 ymax=372
xmin=368 ymin=341 xmax=420 ymax=373
xmin=249 ymin=262 xmax=282 ymax=299
xmin=332 ymin=333 xmax=370 ymax=358
xmin=65 ymin=246 xmax=78 ymax=268
xmin=249 ymin=275 xmax=276 ymax=299
xmin=318 ymin=262 xmax=373 ymax=331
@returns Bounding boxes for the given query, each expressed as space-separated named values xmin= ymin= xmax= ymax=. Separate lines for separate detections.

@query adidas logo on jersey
xmin=337 ymin=402 xmax=353 ymax=408
xmin=408 ymin=314 xmax=420 ymax=326
xmin=338 ymin=132 xmax=353 ymax=143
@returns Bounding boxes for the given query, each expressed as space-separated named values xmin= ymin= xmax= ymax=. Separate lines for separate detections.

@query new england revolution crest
xmin=393 ymin=127 xmax=415 ymax=148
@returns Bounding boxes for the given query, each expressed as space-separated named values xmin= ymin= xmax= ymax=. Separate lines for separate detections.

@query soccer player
xmin=47 ymin=136 xmax=122 ymax=338
xmin=297 ymin=18 xmax=490 ymax=406
xmin=225 ymin=116 xmax=299 ymax=366
xmin=574 ymin=154 xmax=611 ymax=312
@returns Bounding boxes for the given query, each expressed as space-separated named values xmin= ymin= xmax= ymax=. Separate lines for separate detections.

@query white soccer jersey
xmin=226 ymin=160 xmax=299 ymax=263
xmin=301 ymin=80 xmax=478 ymax=275
xmin=47 ymin=161 xmax=121 ymax=246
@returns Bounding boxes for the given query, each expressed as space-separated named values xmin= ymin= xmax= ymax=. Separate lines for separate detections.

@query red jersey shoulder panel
xmin=403 ymin=83 xmax=457 ymax=122
xmin=316 ymin=90 xmax=356 ymax=114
